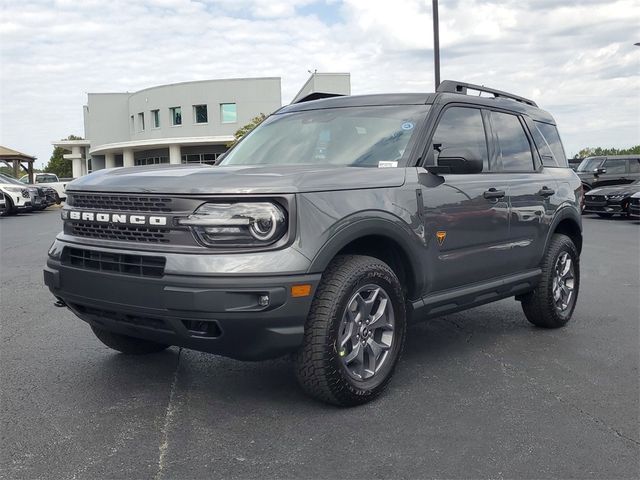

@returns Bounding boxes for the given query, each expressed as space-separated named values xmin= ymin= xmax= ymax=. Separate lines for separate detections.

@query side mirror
xmin=434 ymin=147 xmax=483 ymax=174
xmin=594 ymin=167 xmax=606 ymax=175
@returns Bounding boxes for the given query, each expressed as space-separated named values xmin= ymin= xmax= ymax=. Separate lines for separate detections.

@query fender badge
xmin=436 ymin=231 xmax=447 ymax=246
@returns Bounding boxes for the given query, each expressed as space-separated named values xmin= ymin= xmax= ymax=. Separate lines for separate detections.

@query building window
xmin=151 ymin=109 xmax=160 ymax=128
xmin=220 ymin=103 xmax=237 ymax=123
xmin=193 ymin=104 xmax=208 ymax=124
xmin=170 ymin=107 xmax=182 ymax=126
xmin=138 ymin=112 xmax=145 ymax=131
xmin=181 ymin=153 xmax=221 ymax=166
xmin=135 ymin=156 xmax=169 ymax=166
xmin=130 ymin=115 xmax=134 ymax=133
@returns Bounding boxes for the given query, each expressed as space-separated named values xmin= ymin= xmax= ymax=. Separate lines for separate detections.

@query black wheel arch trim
xmin=307 ymin=213 xmax=425 ymax=296
xmin=545 ymin=205 xmax=583 ymax=254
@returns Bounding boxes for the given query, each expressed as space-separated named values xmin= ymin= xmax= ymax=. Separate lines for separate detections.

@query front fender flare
xmin=307 ymin=213 xmax=425 ymax=294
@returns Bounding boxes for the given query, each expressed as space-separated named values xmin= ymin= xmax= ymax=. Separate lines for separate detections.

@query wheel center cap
xmin=362 ymin=327 xmax=369 ymax=337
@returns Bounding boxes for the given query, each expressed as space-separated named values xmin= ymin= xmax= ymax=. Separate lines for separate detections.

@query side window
xmin=628 ymin=159 xmax=640 ymax=173
xmin=492 ymin=112 xmax=534 ymax=172
xmin=432 ymin=107 xmax=488 ymax=172
xmin=603 ymin=159 xmax=626 ymax=174
xmin=533 ymin=121 xmax=567 ymax=167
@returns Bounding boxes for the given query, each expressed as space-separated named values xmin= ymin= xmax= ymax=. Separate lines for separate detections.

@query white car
xmin=0 ymin=182 xmax=32 ymax=216
xmin=19 ymin=172 xmax=69 ymax=201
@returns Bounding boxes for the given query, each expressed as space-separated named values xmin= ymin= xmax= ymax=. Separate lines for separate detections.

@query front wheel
xmin=520 ymin=234 xmax=580 ymax=328
xmin=0 ymin=195 xmax=14 ymax=217
xmin=294 ymin=255 xmax=406 ymax=406
xmin=91 ymin=325 xmax=169 ymax=354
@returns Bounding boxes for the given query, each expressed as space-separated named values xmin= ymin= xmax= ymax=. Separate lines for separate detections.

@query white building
xmin=54 ymin=73 xmax=350 ymax=178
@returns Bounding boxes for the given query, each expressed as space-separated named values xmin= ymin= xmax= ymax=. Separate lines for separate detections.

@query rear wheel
xmin=91 ymin=325 xmax=169 ymax=354
xmin=520 ymin=234 xmax=579 ymax=328
xmin=294 ymin=255 xmax=406 ymax=406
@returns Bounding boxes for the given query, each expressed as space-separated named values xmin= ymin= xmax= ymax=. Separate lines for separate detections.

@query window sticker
xmin=401 ymin=122 xmax=414 ymax=131
xmin=378 ymin=161 xmax=398 ymax=168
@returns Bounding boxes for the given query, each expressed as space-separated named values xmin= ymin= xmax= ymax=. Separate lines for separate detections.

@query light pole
xmin=433 ymin=0 xmax=440 ymax=90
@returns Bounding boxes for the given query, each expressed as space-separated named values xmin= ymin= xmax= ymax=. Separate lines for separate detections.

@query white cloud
xmin=0 ymin=0 xmax=638 ymax=167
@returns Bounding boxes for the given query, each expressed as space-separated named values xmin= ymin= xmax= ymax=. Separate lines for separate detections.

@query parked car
xmin=45 ymin=80 xmax=583 ymax=406
xmin=0 ymin=182 xmax=32 ymax=216
xmin=583 ymin=180 xmax=640 ymax=218
xmin=576 ymin=155 xmax=640 ymax=192
xmin=629 ymin=192 xmax=640 ymax=219
xmin=19 ymin=172 xmax=69 ymax=201
xmin=0 ymin=174 xmax=56 ymax=210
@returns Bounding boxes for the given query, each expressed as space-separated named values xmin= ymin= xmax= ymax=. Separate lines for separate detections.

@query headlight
xmin=178 ymin=202 xmax=287 ymax=247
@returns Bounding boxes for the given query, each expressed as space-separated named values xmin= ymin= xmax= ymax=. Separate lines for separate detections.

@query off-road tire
xmin=91 ymin=325 xmax=169 ymax=354
xmin=294 ymin=255 xmax=406 ymax=406
xmin=521 ymin=234 xmax=579 ymax=329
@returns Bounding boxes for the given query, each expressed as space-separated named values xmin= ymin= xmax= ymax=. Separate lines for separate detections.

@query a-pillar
xmin=123 ymin=149 xmax=135 ymax=168
xmin=105 ymin=152 xmax=116 ymax=169
xmin=169 ymin=144 xmax=181 ymax=164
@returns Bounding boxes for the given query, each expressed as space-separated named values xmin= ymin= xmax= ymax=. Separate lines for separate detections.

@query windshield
xmin=220 ymin=105 xmax=429 ymax=168
xmin=576 ymin=157 xmax=604 ymax=172
xmin=0 ymin=173 xmax=23 ymax=185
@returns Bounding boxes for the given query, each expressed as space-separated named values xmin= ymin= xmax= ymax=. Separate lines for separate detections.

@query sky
xmin=1 ymin=0 xmax=639 ymax=168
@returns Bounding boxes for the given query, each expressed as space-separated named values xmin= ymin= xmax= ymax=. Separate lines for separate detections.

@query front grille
xmin=70 ymin=222 xmax=170 ymax=243
xmin=62 ymin=247 xmax=166 ymax=277
xmin=67 ymin=193 xmax=173 ymax=212
xmin=70 ymin=303 xmax=172 ymax=332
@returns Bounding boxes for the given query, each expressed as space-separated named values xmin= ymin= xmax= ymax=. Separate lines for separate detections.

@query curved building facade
xmin=54 ymin=74 xmax=350 ymax=178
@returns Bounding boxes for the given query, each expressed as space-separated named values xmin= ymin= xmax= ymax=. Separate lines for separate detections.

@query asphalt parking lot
xmin=1 ymin=208 xmax=638 ymax=480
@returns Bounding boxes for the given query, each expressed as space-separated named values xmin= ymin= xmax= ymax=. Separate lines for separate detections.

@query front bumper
xmin=45 ymin=244 xmax=321 ymax=360
xmin=583 ymin=198 xmax=625 ymax=215
xmin=630 ymin=202 xmax=640 ymax=218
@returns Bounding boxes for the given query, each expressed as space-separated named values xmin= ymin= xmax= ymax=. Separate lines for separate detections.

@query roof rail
xmin=437 ymin=80 xmax=538 ymax=107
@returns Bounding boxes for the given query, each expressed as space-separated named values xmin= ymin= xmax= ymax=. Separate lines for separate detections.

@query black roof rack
xmin=437 ymin=80 xmax=538 ymax=107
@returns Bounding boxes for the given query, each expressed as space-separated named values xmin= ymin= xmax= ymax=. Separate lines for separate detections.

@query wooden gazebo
xmin=0 ymin=146 xmax=36 ymax=183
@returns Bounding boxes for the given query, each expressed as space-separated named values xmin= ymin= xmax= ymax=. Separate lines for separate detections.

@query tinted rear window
xmin=534 ymin=121 xmax=567 ymax=167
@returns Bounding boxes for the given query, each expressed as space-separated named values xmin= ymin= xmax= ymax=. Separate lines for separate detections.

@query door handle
xmin=483 ymin=188 xmax=505 ymax=199
xmin=537 ymin=186 xmax=555 ymax=197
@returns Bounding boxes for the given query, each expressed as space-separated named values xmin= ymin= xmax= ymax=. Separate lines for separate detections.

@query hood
xmin=66 ymin=164 xmax=407 ymax=195
xmin=587 ymin=184 xmax=640 ymax=196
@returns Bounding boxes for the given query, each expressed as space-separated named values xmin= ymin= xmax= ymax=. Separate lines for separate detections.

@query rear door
xmin=488 ymin=110 xmax=558 ymax=272
xmin=625 ymin=158 xmax=640 ymax=184
xmin=420 ymin=105 xmax=512 ymax=292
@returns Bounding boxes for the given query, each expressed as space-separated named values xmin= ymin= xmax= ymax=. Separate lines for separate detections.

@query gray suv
xmin=44 ymin=81 xmax=583 ymax=406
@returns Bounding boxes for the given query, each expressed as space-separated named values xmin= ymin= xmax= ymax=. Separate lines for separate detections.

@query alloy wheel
xmin=338 ymin=284 xmax=395 ymax=380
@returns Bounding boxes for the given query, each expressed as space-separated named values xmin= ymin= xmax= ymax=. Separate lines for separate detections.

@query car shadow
xmin=78 ymin=302 xmax=537 ymax=412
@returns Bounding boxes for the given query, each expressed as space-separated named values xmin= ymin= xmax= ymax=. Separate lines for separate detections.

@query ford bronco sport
xmin=44 ymin=80 xmax=583 ymax=406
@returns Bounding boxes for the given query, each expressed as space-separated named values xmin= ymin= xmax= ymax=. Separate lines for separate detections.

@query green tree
xmin=44 ymin=134 xmax=83 ymax=178
xmin=226 ymin=113 xmax=267 ymax=148
xmin=574 ymin=145 xmax=640 ymax=159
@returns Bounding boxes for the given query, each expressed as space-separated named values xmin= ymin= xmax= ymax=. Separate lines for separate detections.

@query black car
xmin=45 ymin=80 xmax=583 ymax=406
xmin=576 ymin=155 xmax=640 ymax=192
xmin=583 ymin=180 xmax=640 ymax=217
xmin=628 ymin=192 xmax=640 ymax=219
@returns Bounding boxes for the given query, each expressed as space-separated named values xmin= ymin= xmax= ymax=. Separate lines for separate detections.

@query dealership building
xmin=54 ymin=73 xmax=350 ymax=178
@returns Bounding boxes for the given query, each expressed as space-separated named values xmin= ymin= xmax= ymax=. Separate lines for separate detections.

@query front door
xmin=594 ymin=158 xmax=629 ymax=188
xmin=420 ymin=105 xmax=511 ymax=293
